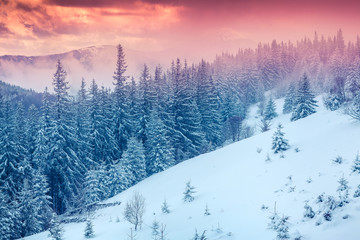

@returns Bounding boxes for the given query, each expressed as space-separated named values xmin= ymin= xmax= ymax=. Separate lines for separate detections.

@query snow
xmin=25 ymin=97 xmax=360 ymax=240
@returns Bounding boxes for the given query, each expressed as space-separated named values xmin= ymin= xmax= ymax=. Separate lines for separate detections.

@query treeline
xmin=1 ymin=29 xmax=360 ymax=239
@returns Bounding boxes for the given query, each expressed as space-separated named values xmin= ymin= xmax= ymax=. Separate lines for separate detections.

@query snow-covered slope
xmin=26 ymin=99 xmax=360 ymax=240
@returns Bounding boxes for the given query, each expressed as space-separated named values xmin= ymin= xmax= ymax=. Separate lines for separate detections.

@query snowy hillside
xmin=25 ymin=99 xmax=360 ymax=240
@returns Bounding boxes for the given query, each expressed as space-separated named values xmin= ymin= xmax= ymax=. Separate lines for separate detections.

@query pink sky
xmin=1 ymin=0 xmax=359 ymax=58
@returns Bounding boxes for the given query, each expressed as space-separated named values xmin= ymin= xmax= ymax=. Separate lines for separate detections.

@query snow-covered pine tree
xmin=17 ymin=177 xmax=43 ymax=237
xmin=84 ymin=169 xmax=102 ymax=205
xmin=196 ymin=60 xmax=223 ymax=149
xmin=161 ymin=199 xmax=170 ymax=214
xmin=173 ymin=59 xmax=205 ymax=162
xmin=145 ymin=112 xmax=175 ymax=176
xmin=264 ymin=97 xmax=278 ymax=120
xmin=183 ymin=181 xmax=196 ymax=202
xmin=84 ymin=218 xmax=94 ymax=238
xmin=276 ymin=215 xmax=290 ymax=240
xmin=291 ymin=73 xmax=318 ymax=121
xmin=47 ymin=60 xmax=86 ymax=214
xmin=303 ymin=203 xmax=315 ymax=219
xmin=89 ymin=80 xmax=118 ymax=167
xmin=351 ymin=152 xmax=360 ymax=173
xmin=337 ymin=177 xmax=350 ymax=207
xmin=283 ymin=82 xmax=296 ymax=114
xmin=48 ymin=213 xmax=64 ymax=240
xmin=75 ymin=78 xmax=93 ymax=169
xmin=272 ymin=123 xmax=290 ymax=154
xmin=122 ymin=137 xmax=146 ymax=184
xmin=138 ymin=64 xmax=152 ymax=145
xmin=204 ymin=204 xmax=210 ymax=216
xmin=113 ymin=44 xmax=131 ymax=157
xmin=151 ymin=219 xmax=160 ymax=240
xmin=0 ymin=191 xmax=14 ymax=240
xmin=259 ymin=115 xmax=271 ymax=132
xmin=354 ymin=185 xmax=360 ymax=198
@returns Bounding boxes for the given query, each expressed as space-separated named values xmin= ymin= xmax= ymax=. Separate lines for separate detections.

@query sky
xmin=1 ymin=0 xmax=360 ymax=58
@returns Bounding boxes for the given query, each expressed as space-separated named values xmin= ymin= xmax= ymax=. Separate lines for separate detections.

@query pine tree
xmin=196 ymin=60 xmax=223 ymax=149
xmin=47 ymin=60 xmax=86 ymax=214
xmin=161 ymin=199 xmax=170 ymax=214
xmin=303 ymin=203 xmax=315 ymax=219
xmin=122 ymin=137 xmax=146 ymax=184
xmin=145 ymin=112 xmax=175 ymax=176
xmin=264 ymin=97 xmax=278 ymax=120
xmin=0 ymin=191 xmax=14 ymax=240
xmin=353 ymin=185 xmax=360 ymax=198
xmin=352 ymin=152 xmax=360 ymax=173
xmin=113 ymin=44 xmax=130 ymax=157
xmin=291 ymin=74 xmax=318 ymax=121
xmin=183 ymin=181 xmax=196 ymax=202
xmin=272 ymin=124 xmax=290 ymax=154
xmin=84 ymin=218 xmax=95 ymax=238
xmin=283 ymin=82 xmax=296 ymax=114
xmin=48 ymin=213 xmax=64 ymax=240
xmin=337 ymin=177 xmax=350 ymax=207
xmin=276 ymin=215 xmax=290 ymax=240
xmin=173 ymin=59 xmax=205 ymax=162
xmin=204 ymin=204 xmax=210 ymax=216
xmin=151 ymin=219 xmax=160 ymax=240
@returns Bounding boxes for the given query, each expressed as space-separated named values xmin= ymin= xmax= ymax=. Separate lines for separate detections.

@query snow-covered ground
xmin=25 ymin=97 xmax=360 ymax=240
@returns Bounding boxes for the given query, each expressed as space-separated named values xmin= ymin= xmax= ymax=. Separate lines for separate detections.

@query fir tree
xmin=84 ymin=218 xmax=95 ymax=238
xmin=283 ymin=82 xmax=296 ymax=114
xmin=291 ymin=74 xmax=318 ymax=121
xmin=122 ymin=137 xmax=146 ymax=184
xmin=353 ymin=185 xmax=360 ymax=198
xmin=264 ymin=97 xmax=278 ymax=120
xmin=161 ymin=199 xmax=170 ymax=214
xmin=276 ymin=215 xmax=290 ymax=240
xmin=183 ymin=181 xmax=196 ymax=202
xmin=151 ymin=219 xmax=160 ymax=240
xmin=272 ymin=124 xmax=290 ymax=154
xmin=48 ymin=213 xmax=64 ymax=240
xmin=204 ymin=204 xmax=210 ymax=216
xmin=196 ymin=60 xmax=223 ymax=149
xmin=352 ymin=152 xmax=360 ymax=173
xmin=303 ymin=203 xmax=315 ymax=219
xmin=47 ymin=60 xmax=86 ymax=214
xmin=0 ymin=191 xmax=14 ymax=240
xmin=337 ymin=177 xmax=350 ymax=207
xmin=145 ymin=112 xmax=175 ymax=176
xmin=113 ymin=44 xmax=130 ymax=157
xmin=173 ymin=59 xmax=205 ymax=162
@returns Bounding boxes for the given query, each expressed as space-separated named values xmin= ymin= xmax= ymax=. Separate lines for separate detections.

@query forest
xmin=1 ymin=29 xmax=360 ymax=239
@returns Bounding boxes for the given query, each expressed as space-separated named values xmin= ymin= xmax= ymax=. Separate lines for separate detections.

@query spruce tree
xmin=121 ymin=137 xmax=146 ymax=184
xmin=161 ymin=199 xmax=170 ymax=214
xmin=48 ymin=213 xmax=64 ymax=240
xmin=151 ymin=219 xmax=160 ymax=240
xmin=84 ymin=218 xmax=95 ymax=238
xmin=113 ymin=44 xmax=130 ymax=157
xmin=337 ymin=177 xmax=350 ymax=207
xmin=145 ymin=112 xmax=175 ymax=176
xmin=264 ymin=97 xmax=278 ymax=120
xmin=272 ymin=123 xmax=290 ymax=154
xmin=47 ymin=60 xmax=86 ymax=214
xmin=283 ymin=82 xmax=296 ymax=114
xmin=173 ymin=59 xmax=205 ymax=162
xmin=291 ymin=74 xmax=318 ymax=121
xmin=352 ymin=152 xmax=360 ymax=173
xmin=183 ymin=181 xmax=196 ymax=202
xmin=276 ymin=215 xmax=290 ymax=240
xmin=196 ymin=60 xmax=223 ymax=149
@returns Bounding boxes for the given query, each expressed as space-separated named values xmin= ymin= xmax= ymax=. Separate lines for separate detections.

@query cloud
xmin=0 ymin=22 xmax=11 ymax=36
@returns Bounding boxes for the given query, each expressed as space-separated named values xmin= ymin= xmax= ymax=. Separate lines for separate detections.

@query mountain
xmin=24 ymin=97 xmax=360 ymax=240
xmin=0 ymin=80 xmax=43 ymax=109
xmin=0 ymin=45 xmax=172 ymax=93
